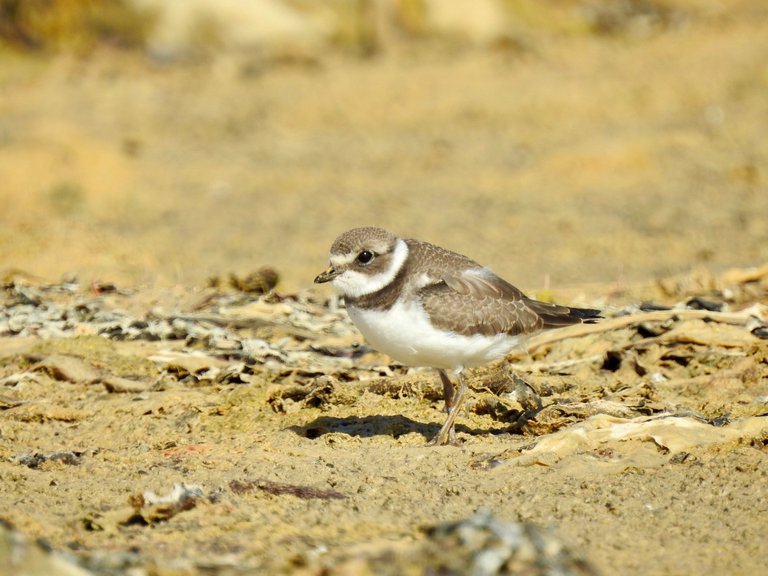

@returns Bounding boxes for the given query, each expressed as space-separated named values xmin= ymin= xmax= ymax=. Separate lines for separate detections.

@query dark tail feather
xmin=525 ymin=299 xmax=602 ymax=329
xmin=567 ymin=306 xmax=602 ymax=323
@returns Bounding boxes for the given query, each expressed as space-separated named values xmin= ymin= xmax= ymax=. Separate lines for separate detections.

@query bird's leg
xmin=428 ymin=369 xmax=468 ymax=446
xmin=437 ymin=369 xmax=455 ymax=412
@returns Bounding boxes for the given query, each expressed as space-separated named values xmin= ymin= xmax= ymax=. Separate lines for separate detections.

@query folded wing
xmin=420 ymin=267 xmax=600 ymax=337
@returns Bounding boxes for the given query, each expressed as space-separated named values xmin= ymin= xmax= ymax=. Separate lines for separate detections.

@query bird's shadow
xmin=290 ymin=414 xmax=516 ymax=442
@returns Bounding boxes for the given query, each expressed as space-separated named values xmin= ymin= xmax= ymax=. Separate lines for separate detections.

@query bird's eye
xmin=356 ymin=250 xmax=374 ymax=265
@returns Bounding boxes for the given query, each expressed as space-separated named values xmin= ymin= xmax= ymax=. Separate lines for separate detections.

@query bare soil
xmin=1 ymin=3 xmax=767 ymax=575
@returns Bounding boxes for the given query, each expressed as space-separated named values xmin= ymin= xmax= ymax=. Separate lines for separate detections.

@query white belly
xmin=346 ymin=300 xmax=524 ymax=371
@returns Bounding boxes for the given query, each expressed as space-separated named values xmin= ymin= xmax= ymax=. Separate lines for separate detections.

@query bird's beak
xmin=314 ymin=266 xmax=340 ymax=284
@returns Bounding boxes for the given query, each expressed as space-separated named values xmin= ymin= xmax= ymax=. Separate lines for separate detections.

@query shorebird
xmin=315 ymin=227 xmax=600 ymax=445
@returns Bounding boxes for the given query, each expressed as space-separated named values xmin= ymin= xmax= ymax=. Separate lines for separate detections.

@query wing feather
xmin=421 ymin=268 xmax=599 ymax=336
xmin=404 ymin=239 xmax=601 ymax=336
xmin=443 ymin=268 xmax=526 ymax=300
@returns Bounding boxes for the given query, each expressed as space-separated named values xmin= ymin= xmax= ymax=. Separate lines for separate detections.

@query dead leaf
xmin=101 ymin=376 xmax=149 ymax=393
xmin=32 ymin=354 xmax=101 ymax=383
xmin=511 ymin=414 xmax=768 ymax=467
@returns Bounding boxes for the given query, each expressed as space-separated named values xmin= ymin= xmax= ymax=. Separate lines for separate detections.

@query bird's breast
xmin=345 ymin=300 xmax=524 ymax=370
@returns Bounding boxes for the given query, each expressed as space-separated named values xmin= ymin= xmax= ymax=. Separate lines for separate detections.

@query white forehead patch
xmin=330 ymin=253 xmax=357 ymax=268
xmin=332 ymin=239 xmax=409 ymax=298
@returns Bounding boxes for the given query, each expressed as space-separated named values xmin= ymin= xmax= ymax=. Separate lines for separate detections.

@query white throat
xmin=332 ymin=238 xmax=409 ymax=298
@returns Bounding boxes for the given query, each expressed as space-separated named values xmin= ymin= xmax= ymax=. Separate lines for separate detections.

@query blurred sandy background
xmin=1 ymin=0 xmax=766 ymax=294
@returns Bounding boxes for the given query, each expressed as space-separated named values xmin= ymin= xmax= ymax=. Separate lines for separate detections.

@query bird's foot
xmin=428 ymin=371 xmax=467 ymax=446
xmin=427 ymin=423 xmax=458 ymax=446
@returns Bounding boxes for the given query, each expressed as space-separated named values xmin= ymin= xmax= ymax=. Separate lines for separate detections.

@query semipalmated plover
xmin=315 ymin=227 xmax=600 ymax=445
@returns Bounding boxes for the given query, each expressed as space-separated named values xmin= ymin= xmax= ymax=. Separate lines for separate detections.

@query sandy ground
xmin=1 ymin=2 xmax=768 ymax=575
